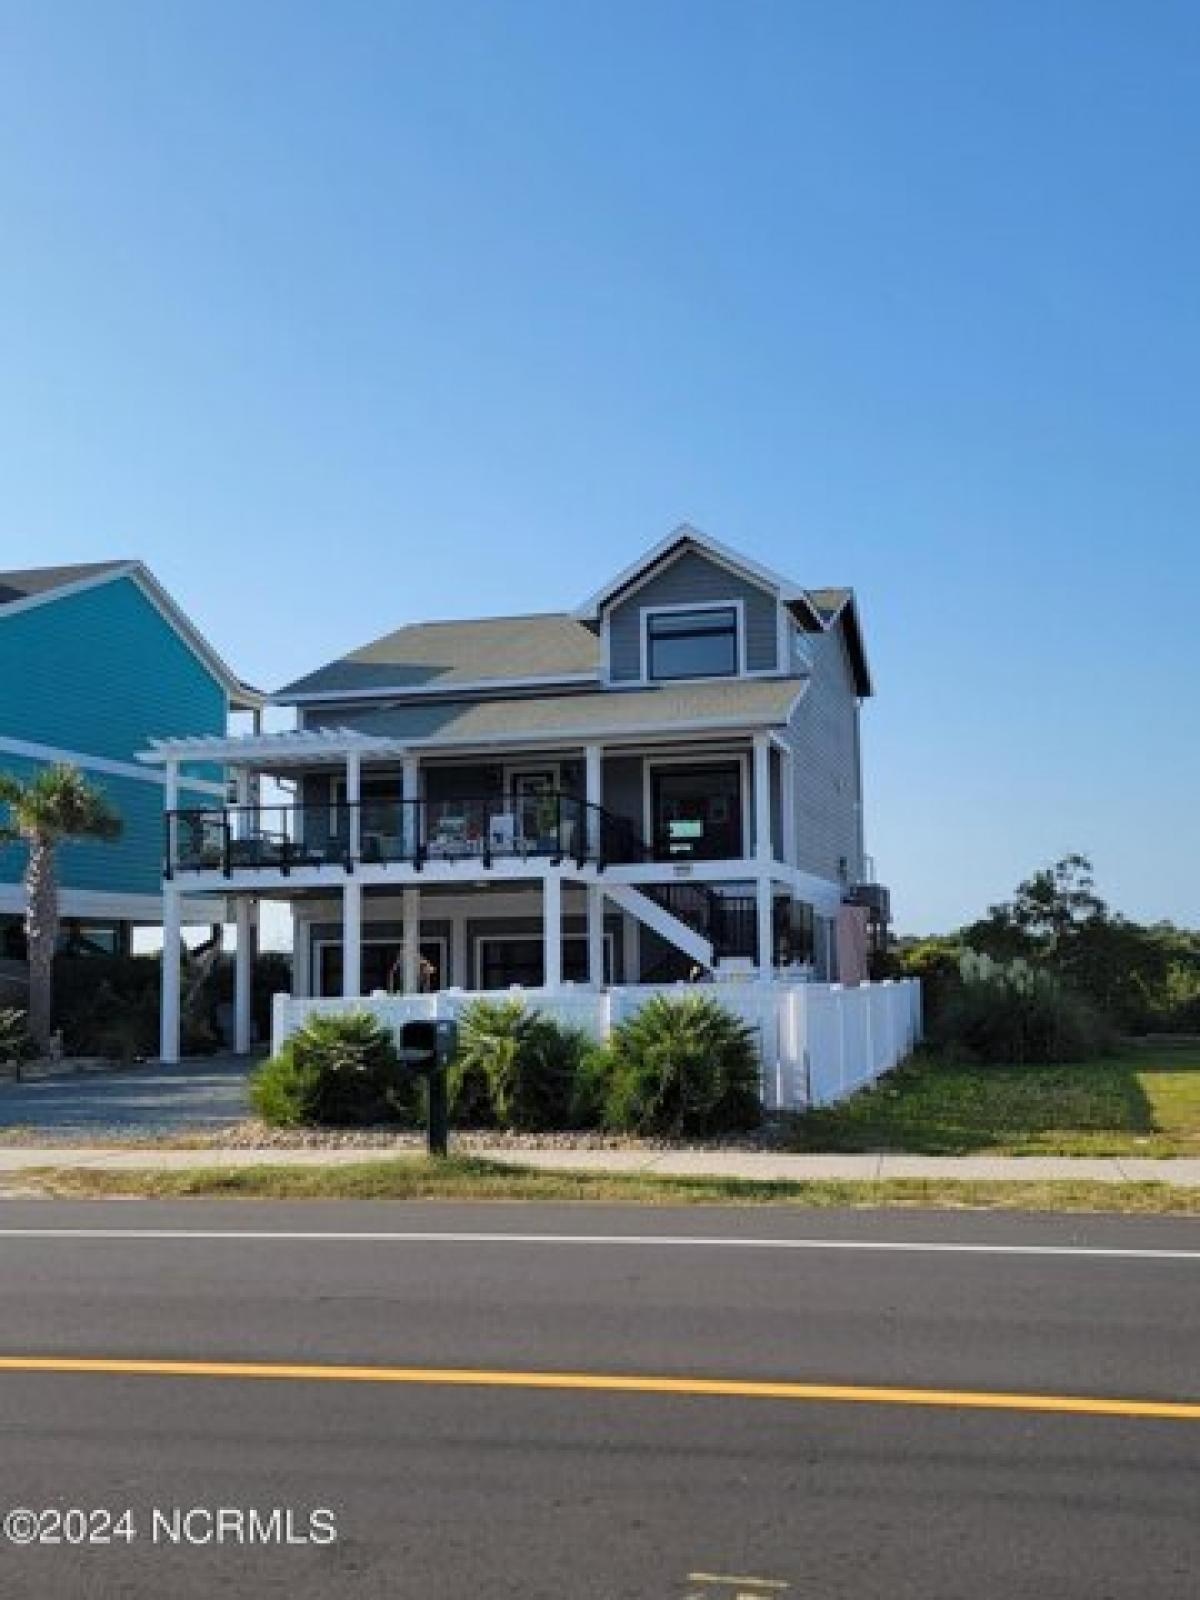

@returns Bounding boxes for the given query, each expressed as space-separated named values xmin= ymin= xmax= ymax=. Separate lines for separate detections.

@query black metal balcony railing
xmin=166 ymin=792 xmax=647 ymax=878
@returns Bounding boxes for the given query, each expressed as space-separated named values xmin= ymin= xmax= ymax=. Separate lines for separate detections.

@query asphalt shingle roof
xmin=306 ymin=676 xmax=806 ymax=745
xmin=277 ymin=613 xmax=601 ymax=698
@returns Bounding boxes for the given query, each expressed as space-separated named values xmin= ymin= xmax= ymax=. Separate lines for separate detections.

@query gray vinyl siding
xmin=606 ymin=551 xmax=780 ymax=681
xmin=781 ymin=627 xmax=862 ymax=883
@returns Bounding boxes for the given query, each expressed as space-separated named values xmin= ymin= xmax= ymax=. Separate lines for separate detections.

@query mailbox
xmin=398 ymin=1018 xmax=458 ymax=1156
xmin=398 ymin=1019 xmax=458 ymax=1077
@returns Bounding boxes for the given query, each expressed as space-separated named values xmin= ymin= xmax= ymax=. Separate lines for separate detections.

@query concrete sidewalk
xmin=0 ymin=1145 xmax=1196 ymax=1185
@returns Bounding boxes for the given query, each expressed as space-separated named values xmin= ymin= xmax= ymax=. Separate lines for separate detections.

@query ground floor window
xmin=315 ymin=938 xmax=446 ymax=997
xmin=476 ymin=933 xmax=613 ymax=990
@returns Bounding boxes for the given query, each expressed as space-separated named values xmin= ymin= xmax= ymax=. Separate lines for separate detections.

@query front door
xmin=509 ymin=767 xmax=559 ymax=804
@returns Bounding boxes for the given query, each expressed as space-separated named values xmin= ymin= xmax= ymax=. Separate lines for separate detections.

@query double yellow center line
xmin=0 ymin=1356 xmax=1196 ymax=1422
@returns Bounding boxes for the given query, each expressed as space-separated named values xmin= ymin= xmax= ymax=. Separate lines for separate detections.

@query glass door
xmin=651 ymin=763 xmax=742 ymax=860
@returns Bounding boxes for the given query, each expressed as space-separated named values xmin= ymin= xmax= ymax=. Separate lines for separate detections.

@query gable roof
xmin=572 ymin=523 xmax=811 ymax=620
xmin=569 ymin=524 xmax=871 ymax=694
xmin=275 ymin=613 xmax=600 ymax=701
xmin=272 ymin=525 xmax=873 ymax=703
xmin=0 ymin=559 xmax=263 ymax=709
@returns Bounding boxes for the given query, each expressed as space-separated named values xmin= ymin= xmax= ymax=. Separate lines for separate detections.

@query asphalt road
xmin=0 ymin=1201 xmax=1195 ymax=1599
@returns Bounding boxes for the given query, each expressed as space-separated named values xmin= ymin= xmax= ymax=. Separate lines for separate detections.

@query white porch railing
xmin=270 ymin=978 xmax=922 ymax=1112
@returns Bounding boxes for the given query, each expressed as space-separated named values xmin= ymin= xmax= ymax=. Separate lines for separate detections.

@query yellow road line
xmin=688 ymin=1575 xmax=790 ymax=1590
xmin=0 ymin=1356 xmax=1196 ymax=1421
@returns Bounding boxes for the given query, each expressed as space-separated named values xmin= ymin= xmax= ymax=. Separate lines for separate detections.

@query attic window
xmin=646 ymin=606 xmax=738 ymax=680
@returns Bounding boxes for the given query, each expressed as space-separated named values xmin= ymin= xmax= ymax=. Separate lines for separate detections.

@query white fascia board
xmin=0 ymin=885 xmax=219 ymax=924
xmin=0 ymin=562 xmax=261 ymax=710
xmin=572 ymin=524 xmax=806 ymax=620
xmin=0 ymin=564 xmax=137 ymax=622
xmin=127 ymin=565 xmax=263 ymax=709
xmin=271 ymin=672 xmax=600 ymax=706
xmin=386 ymin=712 xmax=796 ymax=751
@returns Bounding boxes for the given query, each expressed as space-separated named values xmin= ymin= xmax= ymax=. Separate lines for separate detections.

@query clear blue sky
xmin=1 ymin=1 xmax=1196 ymax=933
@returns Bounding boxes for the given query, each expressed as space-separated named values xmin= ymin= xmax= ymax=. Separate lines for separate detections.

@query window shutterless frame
xmin=640 ymin=600 xmax=744 ymax=682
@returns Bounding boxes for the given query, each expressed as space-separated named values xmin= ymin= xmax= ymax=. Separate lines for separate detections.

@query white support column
xmin=291 ymin=915 xmax=311 ymax=999
xmin=753 ymin=733 xmax=772 ymax=864
xmin=584 ymin=743 xmax=603 ymax=858
xmin=345 ymin=750 xmax=361 ymax=864
xmin=544 ymin=871 xmax=563 ymax=990
xmin=756 ymin=874 xmax=774 ymax=985
xmin=402 ymin=887 xmax=421 ymax=993
xmin=160 ymin=884 xmax=182 ymax=1064
xmin=402 ymin=753 xmax=420 ymax=860
xmin=163 ymin=759 xmax=179 ymax=878
xmin=781 ymin=746 xmax=798 ymax=867
xmin=234 ymin=897 xmax=253 ymax=1054
xmin=342 ymin=878 xmax=362 ymax=1000
xmin=587 ymin=883 xmax=605 ymax=987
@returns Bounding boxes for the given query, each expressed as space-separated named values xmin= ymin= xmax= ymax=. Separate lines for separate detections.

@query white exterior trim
xmin=0 ymin=735 xmax=225 ymax=795
xmin=0 ymin=565 xmax=135 ymax=622
xmin=0 ymin=563 xmax=259 ymax=708
xmin=637 ymin=597 xmax=747 ymax=684
xmin=0 ymin=885 xmax=218 ymax=924
xmin=573 ymin=524 xmax=804 ymax=620
xmin=501 ymin=759 xmax=563 ymax=795
xmin=141 ymin=715 xmax=804 ymax=766
xmin=641 ymin=750 xmax=753 ymax=860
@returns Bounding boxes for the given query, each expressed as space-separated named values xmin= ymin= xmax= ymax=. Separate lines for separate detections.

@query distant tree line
xmin=895 ymin=855 xmax=1200 ymax=1037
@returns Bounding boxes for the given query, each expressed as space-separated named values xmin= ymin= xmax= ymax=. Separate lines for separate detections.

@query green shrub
xmin=933 ymin=952 xmax=1113 ymax=1065
xmin=599 ymin=993 xmax=762 ymax=1137
xmin=251 ymin=1011 xmax=420 ymax=1127
xmin=449 ymin=999 xmax=591 ymax=1131
xmin=0 ymin=1008 xmax=34 ymax=1063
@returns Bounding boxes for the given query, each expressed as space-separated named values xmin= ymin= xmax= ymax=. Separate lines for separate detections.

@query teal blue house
xmin=0 ymin=561 xmax=260 ymax=956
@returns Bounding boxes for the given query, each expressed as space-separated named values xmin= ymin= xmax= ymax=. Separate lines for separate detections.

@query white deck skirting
xmin=270 ymin=978 xmax=922 ymax=1112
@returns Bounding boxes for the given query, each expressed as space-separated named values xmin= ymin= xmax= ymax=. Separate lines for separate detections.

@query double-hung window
xmin=645 ymin=606 xmax=738 ymax=681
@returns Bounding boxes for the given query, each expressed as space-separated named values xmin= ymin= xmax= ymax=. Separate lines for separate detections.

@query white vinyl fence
xmin=272 ymin=978 xmax=922 ymax=1112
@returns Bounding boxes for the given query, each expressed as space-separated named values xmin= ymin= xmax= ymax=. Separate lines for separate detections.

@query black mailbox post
xmin=398 ymin=1019 xmax=458 ymax=1157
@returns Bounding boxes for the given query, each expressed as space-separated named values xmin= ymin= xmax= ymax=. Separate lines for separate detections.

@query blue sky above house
xmin=0 ymin=0 xmax=1196 ymax=933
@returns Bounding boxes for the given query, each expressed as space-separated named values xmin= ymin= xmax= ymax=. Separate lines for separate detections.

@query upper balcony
xmin=166 ymin=790 xmax=646 ymax=880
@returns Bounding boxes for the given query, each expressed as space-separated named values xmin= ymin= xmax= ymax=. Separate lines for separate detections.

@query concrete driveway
xmin=0 ymin=1056 xmax=253 ymax=1138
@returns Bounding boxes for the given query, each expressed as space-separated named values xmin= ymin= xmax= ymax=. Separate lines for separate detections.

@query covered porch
xmin=140 ymin=728 xmax=841 ymax=1063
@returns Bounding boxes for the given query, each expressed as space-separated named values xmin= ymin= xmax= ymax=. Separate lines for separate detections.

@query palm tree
xmin=0 ymin=765 xmax=122 ymax=1052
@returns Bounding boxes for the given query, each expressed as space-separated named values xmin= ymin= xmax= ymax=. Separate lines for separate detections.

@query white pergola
xmin=141 ymin=730 xmax=422 ymax=1063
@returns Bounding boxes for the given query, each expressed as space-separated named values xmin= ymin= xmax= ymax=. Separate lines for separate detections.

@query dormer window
xmin=645 ymin=605 xmax=739 ymax=681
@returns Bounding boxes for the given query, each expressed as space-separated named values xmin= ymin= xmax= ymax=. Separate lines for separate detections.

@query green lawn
xmin=783 ymin=1044 xmax=1200 ymax=1157
xmin=9 ymin=1156 xmax=1199 ymax=1214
